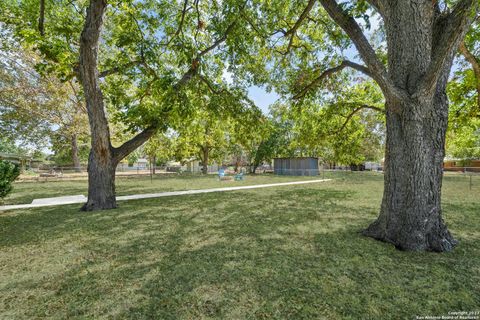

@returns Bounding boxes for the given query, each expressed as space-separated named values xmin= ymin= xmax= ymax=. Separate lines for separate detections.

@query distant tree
xmin=0 ymin=39 xmax=88 ymax=170
xmin=0 ymin=137 xmax=24 ymax=154
xmin=144 ymin=132 xmax=175 ymax=173
xmin=446 ymin=117 xmax=480 ymax=161
xmin=267 ymin=81 xmax=385 ymax=166
xmin=242 ymin=117 xmax=281 ymax=173
xmin=172 ymin=93 xmax=230 ymax=173
xmin=229 ymin=112 xmax=272 ymax=173
xmin=49 ymin=132 xmax=89 ymax=167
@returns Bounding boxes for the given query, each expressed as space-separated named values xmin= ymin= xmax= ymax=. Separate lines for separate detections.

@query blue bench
xmin=217 ymin=169 xmax=244 ymax=181
xmin=218 ymin=169 xmax=231 ymax=181
xmin=218 ymin=169 xmax=225 ymax=178
xmin=234 ymin=172 xmax=244 ymax=181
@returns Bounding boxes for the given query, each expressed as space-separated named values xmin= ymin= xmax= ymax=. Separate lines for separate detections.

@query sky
xmin=247 ymin=86 xmax=279 ymax=114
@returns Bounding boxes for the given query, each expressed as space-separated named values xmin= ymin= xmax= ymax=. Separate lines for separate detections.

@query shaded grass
xmin=0 ymin=172 xmax=479 ymax=319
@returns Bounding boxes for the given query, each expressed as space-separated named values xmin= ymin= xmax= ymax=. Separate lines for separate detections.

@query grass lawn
xmin=0 ymin=172 xmax=479 ymax=319
xmin=4 ymin=173 xmax=324 ymax=205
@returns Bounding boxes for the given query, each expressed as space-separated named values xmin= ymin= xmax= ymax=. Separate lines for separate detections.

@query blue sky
xmin=248 ymin=86 xmax=279 ymax=114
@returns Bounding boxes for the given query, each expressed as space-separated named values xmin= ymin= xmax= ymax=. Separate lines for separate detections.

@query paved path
xmin=0 ymin=179 xmax=331 ymax=211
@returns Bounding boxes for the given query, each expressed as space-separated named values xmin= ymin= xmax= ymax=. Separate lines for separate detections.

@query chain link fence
xmin=16 ymin=163 xmax=480 ymax=191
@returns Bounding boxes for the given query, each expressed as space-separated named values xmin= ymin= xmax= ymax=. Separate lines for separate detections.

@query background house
xmin=117 ymin=158 xmax=150 ymax=171
xmin=0 ymin=152 xmax=34 ymax=171
xmin=444 ymin=158 xmax=480 ymax=172
xmin=185 ymin=159 xmax=219 ymax=173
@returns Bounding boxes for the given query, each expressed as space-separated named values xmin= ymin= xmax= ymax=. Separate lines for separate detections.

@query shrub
xmin=0 ymin=160 xmax=20 ymax=200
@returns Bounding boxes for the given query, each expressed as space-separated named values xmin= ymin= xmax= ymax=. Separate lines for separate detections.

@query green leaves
xmin=169 ymin=80 xmax=262 ymax=165
xmin=446 ymin=119 xmax=480 ymax=160
xmin=340 ymin=0 xmax=371 ymax=29
xmin=0 ymin=39 xmax=88 ymax=154
xmin=268 ymin=80 xmax=384 ymax=164
xmin=0 ymin=160 xmax=20 ymax=200
xmin=447 ymin=18 xmax=480 ymax=159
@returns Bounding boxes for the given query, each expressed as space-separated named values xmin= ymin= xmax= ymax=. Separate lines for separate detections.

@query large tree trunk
xmin=363 ymin=93 xmax=456 ymax=251
xmin=78 ymin=0 xmax=116 ymax=211
xmin=78 ymin=0 xmax=156 ymax=211
xmin=71 ymin=134 xmax=82 ymax=173
xmin=363 ymin=2 xmax=460 ymax=251
xmin=316 ymin=0 xmax=477 ymax=251
xmin=82 ymin=148 xmax=117 ymax=210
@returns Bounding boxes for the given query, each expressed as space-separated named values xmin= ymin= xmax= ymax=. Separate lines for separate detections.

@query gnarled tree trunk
xmin=364 ymin=93 xmax=455 ymax=251
xmin=361 ymin=1 xmax=468 ymax=251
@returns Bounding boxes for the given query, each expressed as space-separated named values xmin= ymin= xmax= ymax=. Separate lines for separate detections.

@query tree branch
xmin=365 ymin=0 xmax=387 ymax=17
xmin=336 ymin=104 xmax=384 ymax=134
xmin=98 ymin=59 xmax=145 ymax=78
xmin=285 ymin=0 xmax=317 ymax=37
xmin=112 ymin=126 xmax=157 ymax=164
xmin=166 ymin=0 xmax=189 ymax=46
xmin=194 ymin=0 xmax=201 ymax=43
xmin=68 ymin=80 xmax=87 ymax=114
xmin=198 ymin=21 xmax=236 ymax=58
xmin=174 ymin=20 xmax=237 ymax=89
xmin=197 ymin=74 xmax=225 ymax=94
xmin=318 ymin=0 xmax=386 ymax=80
xmin=459 ymin=41 xmax=480 ymax=109
xmin=283 ymin=0 xmax=317 ymax=53
xmin=317 ymin=0 xmax=405 ymax=100
xmin=293 ymin=60 xmax=373 ymax=99
xmin=415 ymin=0 xmax=478 ymax=98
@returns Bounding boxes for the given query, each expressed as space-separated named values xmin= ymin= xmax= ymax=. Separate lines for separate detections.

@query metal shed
xmin=273 ymin=157 xmax=319 ymax=176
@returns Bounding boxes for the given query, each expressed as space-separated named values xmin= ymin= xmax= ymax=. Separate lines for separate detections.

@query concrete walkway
xmin=0 ymin=179 xmax=331 ymax=211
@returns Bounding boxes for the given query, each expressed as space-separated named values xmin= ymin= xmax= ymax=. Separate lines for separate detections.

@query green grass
xmin=0 ymin=172 xmax=479 ymax=319
xmin=4 ymin=173 xmax=323 ymax=205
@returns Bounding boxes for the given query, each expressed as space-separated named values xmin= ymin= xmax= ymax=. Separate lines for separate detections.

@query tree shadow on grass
xmin=0 ymin=186 xmax=479 ymax=319
xmin=0 ymin=187 xmax=358 ymax=247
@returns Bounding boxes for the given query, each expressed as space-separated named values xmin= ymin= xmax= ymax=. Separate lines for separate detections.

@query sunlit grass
xmin=0 ymin=172 xmax=479 ymax=319
xmin=5 ymin=173 xmax=322 ymax=205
